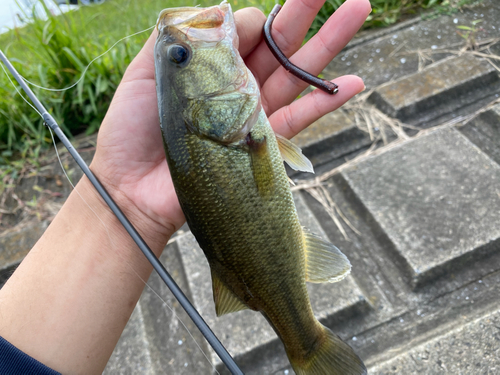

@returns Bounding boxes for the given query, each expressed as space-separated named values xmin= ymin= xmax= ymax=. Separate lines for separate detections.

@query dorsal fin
xmin=275 ymin=133 xmax=314 ymax=173
xmin=302 ymin=228 xmax=351 ymax=283
xmin=211 ymin=270 xmax=249 ymax=316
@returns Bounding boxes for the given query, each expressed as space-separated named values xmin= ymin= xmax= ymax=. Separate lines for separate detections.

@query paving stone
xmin=139 ymin=244 xmax=212 ymax=374
xmin=369 ymin=307 xmax=500 ymax=374
xmin=291 ymin=109 xmax=371 ymax=165
xmin=105 ymin=241 xmax=212 ymax=375
xmin=368 ymin=54 xmax=500 ymax=125
xmin=326 ymin=0 xmax=500 ymax=90
xmin=176 ymin=193 xmax=370 ymax=374
xmin=351 ymin=268 xmax=500 ymax=367
xmin=0 ymin=220 xmax=48 ymax=271
xmin=104 ymin=304 xmax=154 ymax=375
xmin=459 ymin=102 xmax=500 ymax=164
xmin=291 ymin=0 xmax=500 ymax=172
xmin=341 ymin=127 xmax=500 ymax=288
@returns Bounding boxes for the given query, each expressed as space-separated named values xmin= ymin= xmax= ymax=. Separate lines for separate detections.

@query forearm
xmin=0 ymin=175 xmax=169 ymax=374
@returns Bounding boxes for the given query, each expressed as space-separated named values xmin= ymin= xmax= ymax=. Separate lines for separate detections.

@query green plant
xmin=1 ymin=0 xmax=227 ymax=194
xmin=306 ymin=0 xmax=482 ymax=38
xmin=236 ymin=0 xmax=283 ymax=15
xmin=422 ymin=0 xmax=483 ymax=20
xmin=456 ymin=19 xmax=483 ymax=50
xmin=1 ymin=1 xmax=136 ymax=150
xmin=0 ymin=0 xmax=483 ymax=180
xmin=307 ymin=0 xmax=344 ymax=40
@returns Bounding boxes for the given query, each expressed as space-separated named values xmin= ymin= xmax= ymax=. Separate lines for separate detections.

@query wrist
xmin=74 ymin=172 xmax=171 ymax=259
xmin=0 ymin=168 xmax=170 ymax=373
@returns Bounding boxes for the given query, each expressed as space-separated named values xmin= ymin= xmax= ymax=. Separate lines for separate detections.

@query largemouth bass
xmin=154 ymin=2 xmax=366 ymax=374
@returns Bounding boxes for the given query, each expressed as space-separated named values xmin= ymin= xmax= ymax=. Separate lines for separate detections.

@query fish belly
xmin=167 ymin=115 xmax=317 ymax=331
xmin=164 ymin=114 xmax=366 ymax=374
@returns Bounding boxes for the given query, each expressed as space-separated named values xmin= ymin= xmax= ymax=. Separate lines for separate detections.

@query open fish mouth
xmin=154 ymin=0 xmax=249 ymax=108
xmin=156 ymin=1 xmax=237 ymax=47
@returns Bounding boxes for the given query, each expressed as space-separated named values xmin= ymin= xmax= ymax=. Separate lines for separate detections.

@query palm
xmin=92 ymin=74 xmax=183 ymax=235
xmin=91 ymin=0 xmax=370 ymax=241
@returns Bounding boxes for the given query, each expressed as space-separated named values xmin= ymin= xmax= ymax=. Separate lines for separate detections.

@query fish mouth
xmin=156 ymin=1 xmax=233 ymax=45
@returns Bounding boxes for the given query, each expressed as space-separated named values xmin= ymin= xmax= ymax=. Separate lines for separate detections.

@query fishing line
xmin=3 ymin=54 xmax=222 ymax=375
xmin=49 ymin=129 xmax=220 ymax=375
xmin=133 ymin=265 xmax=222 ymax=375
xmin=49 ymin=124 xmax=219 ymax=374
xmin=2 ymin=23 xmax=218 ymax=368
xmin=21 ymin=24 xmax=156 ymax=92
xmin=0 ymin=48 xmax=242 ymax=374
xmin=53 ymin=130 xmax=220 ymax=372
xmin=1 ymin=62 xmax=49 ymax=138
xmin=47 ymin=126 xmax=116 ymax=244
xmin=1 ymin=62 xmax=42 ymax=117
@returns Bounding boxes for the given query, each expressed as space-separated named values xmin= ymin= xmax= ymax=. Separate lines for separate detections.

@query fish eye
xmin=167 ymin=44 xmax=190 ymax=66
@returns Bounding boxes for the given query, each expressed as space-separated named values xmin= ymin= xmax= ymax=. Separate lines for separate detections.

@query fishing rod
xmin=0 ymin=49 xmax=243 ymax=375
xmin=0 ymin=5 xmax=338 ymax=372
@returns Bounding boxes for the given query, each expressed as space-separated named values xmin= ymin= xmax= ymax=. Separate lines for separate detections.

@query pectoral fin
xmin=211 ymin=270 xmax=248 ymax=317
xmin=303 ymin=228 xmax=351 ymax=283
xmin=276 ymin=133 xmax=314 ymax=173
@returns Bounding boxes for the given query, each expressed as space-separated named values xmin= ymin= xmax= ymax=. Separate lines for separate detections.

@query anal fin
xmin=211 ymin=270 xmax=249 ymax=317
xmin=303 ymin=228 xmax=351 ymax=283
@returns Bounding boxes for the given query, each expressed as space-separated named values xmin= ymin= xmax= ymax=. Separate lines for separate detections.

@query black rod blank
xmin=0 ymin=49 xmax=243 ymax=375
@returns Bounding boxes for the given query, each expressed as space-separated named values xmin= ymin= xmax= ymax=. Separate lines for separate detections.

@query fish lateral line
xmin=264 ymin=4 xmax=339 ymax=95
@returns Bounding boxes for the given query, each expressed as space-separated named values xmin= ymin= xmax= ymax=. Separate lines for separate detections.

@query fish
xmin=154 ymin=2 xmax=367 ymax=374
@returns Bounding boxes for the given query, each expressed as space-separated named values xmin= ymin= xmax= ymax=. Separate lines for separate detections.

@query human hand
xmin=90 ymin=0 xmax=371 ymax=248
xmin=238 ymin=0 xmax=370 ymax=138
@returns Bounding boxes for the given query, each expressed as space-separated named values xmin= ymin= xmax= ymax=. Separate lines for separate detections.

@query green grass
xmin=0 ymin=0 xmax=268 ymax=165
xmin=0 ymin=0 xmax=481 ymax=179
xmin=0 ymin=0 xmax=208 ymax=169
xmin=307 ymin=0 xmax=481 ymax=39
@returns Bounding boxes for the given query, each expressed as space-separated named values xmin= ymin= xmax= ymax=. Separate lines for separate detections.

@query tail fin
xmin=289 ymin=326 xmax=367 ymax=375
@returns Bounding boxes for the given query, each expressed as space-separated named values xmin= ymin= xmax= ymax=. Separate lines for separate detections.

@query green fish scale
xmin=166 ymin=113 xmax=322 ymax=356
xmin=175 ymin=44 xmax=242 ymax=99
xmin=155 ymin=9 xmax=338 ymax=366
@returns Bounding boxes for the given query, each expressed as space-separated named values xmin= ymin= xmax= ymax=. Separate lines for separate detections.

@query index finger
xmin=262 ymin=0 xmax=372 ymax=114
xmin=244 ymin=0 xmax=328 ymax=84
xmin=234 ymin=7 xmax=267 ymax=58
